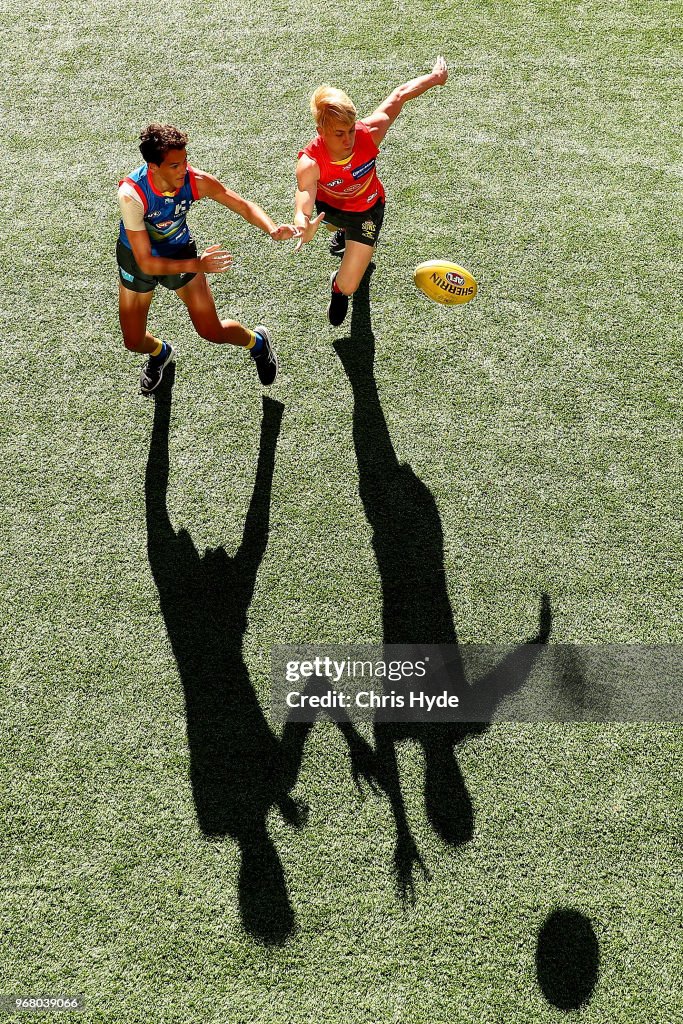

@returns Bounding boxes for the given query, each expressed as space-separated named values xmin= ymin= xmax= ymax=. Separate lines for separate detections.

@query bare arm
xmin=195 ymin=169 xmax=299 ymax=240
xmin=364 ymin=56 xmax=448 ymax=146
xmin=126 ymin=228 xmax=231 ymax=277
xmin=293 ymin=155 xmax=325 ymax=252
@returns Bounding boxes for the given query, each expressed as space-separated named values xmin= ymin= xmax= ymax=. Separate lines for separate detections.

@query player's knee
xmin=337 ymin=263 xmax=373 ymax=295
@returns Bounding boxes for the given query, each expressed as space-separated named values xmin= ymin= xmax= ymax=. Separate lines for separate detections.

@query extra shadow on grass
xmin=334 ymin=276 xmax=551 ymax=897
xmin=536 ymin=908 xmax=600 ymax=1010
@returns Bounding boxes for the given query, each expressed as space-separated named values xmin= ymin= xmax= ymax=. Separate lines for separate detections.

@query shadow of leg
xmin=238 ymin=823 xmax=296 ymax=946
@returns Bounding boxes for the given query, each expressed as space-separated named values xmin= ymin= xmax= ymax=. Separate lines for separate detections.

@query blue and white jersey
xmin=118 ymin=163 xmax=200 ymax=256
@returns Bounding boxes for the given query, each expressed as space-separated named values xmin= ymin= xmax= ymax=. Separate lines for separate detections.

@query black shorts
xmin=116 ymin=239 xmax=198 ymax=293
xmin=314 ymin=198 xmax=385 ymax=247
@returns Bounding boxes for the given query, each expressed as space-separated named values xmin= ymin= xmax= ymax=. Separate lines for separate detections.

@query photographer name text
xmin=285 ymin=689 xmax=459 ymax=711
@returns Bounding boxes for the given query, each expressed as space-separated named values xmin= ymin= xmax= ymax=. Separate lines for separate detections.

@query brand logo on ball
xmin=429 ymin=271 xmax=474 ymax=298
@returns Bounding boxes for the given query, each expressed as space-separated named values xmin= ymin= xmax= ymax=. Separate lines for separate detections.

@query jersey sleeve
xmin=117 ymin=182 xmax=146 ymax=232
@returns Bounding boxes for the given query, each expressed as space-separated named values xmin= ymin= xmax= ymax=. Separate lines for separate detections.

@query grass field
xmin=1 ymin=1 xmax=682 ymax=1021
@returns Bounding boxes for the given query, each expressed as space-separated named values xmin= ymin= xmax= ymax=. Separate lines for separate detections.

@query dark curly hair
xmin=139 ymin=123 xmax=189 ymax=165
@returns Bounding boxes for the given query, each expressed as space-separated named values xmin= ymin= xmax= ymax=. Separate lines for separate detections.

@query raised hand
xmin=294 ymin=211 xmax=326 ymax=253
xmin=431 ymin=55 xmax=448 ymax=86
xmin=270 ymin=223 xmax=303 ymax=241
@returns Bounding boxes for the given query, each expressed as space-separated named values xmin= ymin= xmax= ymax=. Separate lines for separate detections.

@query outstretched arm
xmin=473 ymin=593 xmax=553 ymax=719
xmin=195 ymin=169 xmax=300 ymax=240
xmin=364 ymin=56 xmax=448 ymax=146
xmin=293 ymin=155 xmax=326 ymax=253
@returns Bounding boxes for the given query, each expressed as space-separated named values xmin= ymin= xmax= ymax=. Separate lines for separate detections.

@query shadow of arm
xmin=474 ymin=592 xmax=553 ymax=717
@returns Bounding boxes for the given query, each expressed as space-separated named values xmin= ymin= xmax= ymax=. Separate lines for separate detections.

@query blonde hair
xmin=310 ymin=85 xmax=357 ymax=132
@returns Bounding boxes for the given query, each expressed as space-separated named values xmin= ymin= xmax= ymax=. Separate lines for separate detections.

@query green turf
xmin=1 ymin=1 xmax=682 ymax=1021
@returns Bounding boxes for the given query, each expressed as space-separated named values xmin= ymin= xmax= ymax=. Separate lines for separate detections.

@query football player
xmin=293 ymin=57 xmax=448 ymax=327
xmin=117 ymin=123 xmax=300 ymax=393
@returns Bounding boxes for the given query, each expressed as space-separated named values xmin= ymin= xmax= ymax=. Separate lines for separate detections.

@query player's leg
xmin=176 ymin=272 xmax=252 ymax=345
xmin=118 ymin=282 xmax=156 ymax=353
xmin=335 ymin=240 xmax=375 ymax=295
xmin=117 ymin=239 xmax=161 ymax=353
xmin=326 ymin=201 xmax=384 ymax=327
xmin=118 ymin=282 xmax=176 ymax=395
xmin=176 ymin=273 xmax=278 ymax=385
xmin=328 ymin=241 xmax=375 ymax=327
xmin=117 ymin=239 xmax=177 ymax=394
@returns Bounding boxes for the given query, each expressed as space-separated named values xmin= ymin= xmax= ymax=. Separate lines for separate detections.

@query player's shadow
xmin=145 ymin=371 xmax=374 ymax=944
xmin=334 ymin=277 xmax=552 ymax=897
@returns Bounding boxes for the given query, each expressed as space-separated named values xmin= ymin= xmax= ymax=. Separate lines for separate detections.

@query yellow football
xmin=413 ymin=260 xmax=477 ymax=305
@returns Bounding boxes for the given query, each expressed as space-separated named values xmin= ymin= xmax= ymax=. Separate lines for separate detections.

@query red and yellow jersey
xmin=299 ymin=121 xmax=385 ymax=212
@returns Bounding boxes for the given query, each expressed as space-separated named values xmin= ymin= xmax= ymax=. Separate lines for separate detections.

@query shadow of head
xmin=536 ymin=908 xmax=599 ymax=1010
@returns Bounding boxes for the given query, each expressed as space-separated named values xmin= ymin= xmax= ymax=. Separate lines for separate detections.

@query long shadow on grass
xmin=145 ymin=371 xmax=376 ymax=944
xmin=334 ymin=277 xmax=552 ymax=897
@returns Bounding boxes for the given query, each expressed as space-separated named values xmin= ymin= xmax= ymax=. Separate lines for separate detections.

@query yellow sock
xmin=245 ymin=330 xmax=257 ymax=350
xmin=149 ymin=339 xmax=163 ymax=357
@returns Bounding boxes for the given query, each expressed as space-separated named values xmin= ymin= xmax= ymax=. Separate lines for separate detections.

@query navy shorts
xmin=314 ymin=198 xmax=385 ymax=247
xmin=116 ymin=239 xmax=198 ymax=293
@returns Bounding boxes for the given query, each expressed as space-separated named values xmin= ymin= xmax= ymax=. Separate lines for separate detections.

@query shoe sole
xmin=140 ymin=346 xmax=176 ymax=396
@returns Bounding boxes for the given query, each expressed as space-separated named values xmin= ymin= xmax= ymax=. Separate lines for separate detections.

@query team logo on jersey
xmin=154 ymin=220 xmax=173 ymax=229
xmin=326 ymin=178 xmax=343 ymax=188
xmin=352 ymin=159 xmax=376 ymax=180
